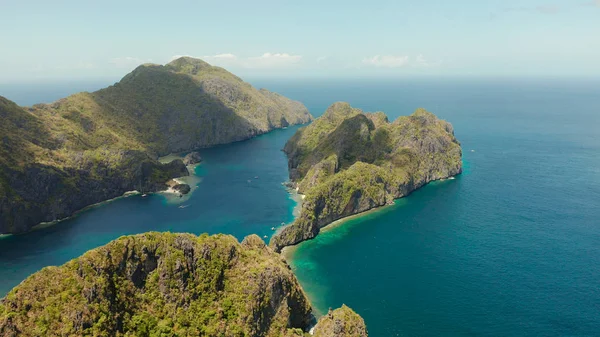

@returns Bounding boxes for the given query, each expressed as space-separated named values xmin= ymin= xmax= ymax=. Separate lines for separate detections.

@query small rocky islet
xmin=0 ymin=58 xmax=463 ymax=336
xmin=182 ymin=151 xmax=203 ymax=166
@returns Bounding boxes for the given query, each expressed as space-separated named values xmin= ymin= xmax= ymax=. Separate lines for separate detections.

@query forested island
xmin=0 ymin=57 xmax=312 ymax=234
xmin=271 ymin=102 xmax=462 ymax=251
xmin=0 ymin=59 xmax=464 ymax=337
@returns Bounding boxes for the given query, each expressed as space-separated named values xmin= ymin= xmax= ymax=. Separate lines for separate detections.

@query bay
xmin=2 ymin=77 xmax=600 ymax=336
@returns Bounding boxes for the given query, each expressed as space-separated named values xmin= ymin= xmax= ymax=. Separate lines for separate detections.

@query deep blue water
xmin=272 ymin=78 xmax=600 ymax=336
xmin=2 ymin=78 xmax=600 ymax=336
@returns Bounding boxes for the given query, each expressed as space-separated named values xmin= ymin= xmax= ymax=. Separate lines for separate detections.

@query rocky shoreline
xmin=0 ymin=57 xmax=312 ymax=235
xmin=270 ymin=103 xmax=463 ymax=252
xmin=14 ymin=151 xmax=205 ymax=236
xmin=274 ymin=172 xmax=460 ymax=253
xmin=0 ymin=232 xmax=368 ymax=336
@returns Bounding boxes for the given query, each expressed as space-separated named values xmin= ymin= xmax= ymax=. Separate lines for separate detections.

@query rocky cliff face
xmin=87 ymin=57 xmax=312 ymax=154
xmin=0 ymin=155 xmax=188 ymax=234
xmin=0 ymin=233 xmax=368 ymax=337
xmin=0 ymin=57 xmax=312 ymax=234
xmin=0 ymin=233 xmax=312 ymax=336
xmin=313 ymin=306 xmax=368 ymax=337
xmin=271 ymin=102 xmax=462 ymax=251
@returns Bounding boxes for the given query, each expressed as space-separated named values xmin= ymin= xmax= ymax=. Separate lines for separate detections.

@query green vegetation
xmin=0 ymin=57 xmax=312 ymax=234
xmin=271 ymin=102 xmax=462 ymax=251
xmin=0 ymin=233 xmax=311 ymax=336
xmin=313 ymin=306 xmax=368 ymax=337
xmin=0 ymin=233 xmax=367 ymax=337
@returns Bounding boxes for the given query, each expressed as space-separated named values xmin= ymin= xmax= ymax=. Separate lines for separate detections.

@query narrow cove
xmin=0 ymin=125 xmax=302 ymax=296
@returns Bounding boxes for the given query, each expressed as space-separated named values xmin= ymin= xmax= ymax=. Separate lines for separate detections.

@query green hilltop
xmin=0 ymin=57 xmax=312 ymax=234
xmin=0 ymin=232 xmax=367 ymax=337
xmin=271 ymin=102 xmax=462 ymax=251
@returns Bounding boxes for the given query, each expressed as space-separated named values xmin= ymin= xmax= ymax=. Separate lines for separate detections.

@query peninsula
xmin=0 ymin=233 xmax=367 ymax=336
xmin=0 ymin=57 xmax=312 ymax=234
xmin=270 ymin=102 xmax=462 ymax=252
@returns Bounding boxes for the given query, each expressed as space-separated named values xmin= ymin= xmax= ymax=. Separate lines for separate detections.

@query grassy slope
xmin=271 ymin=102 xmax=462 ymax=251
xmin=0 ymin=57 xmax=312 ymax=234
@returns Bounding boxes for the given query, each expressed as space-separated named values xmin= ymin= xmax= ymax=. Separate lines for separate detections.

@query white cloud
xmin=170 ymin=54 xmax=236 ymax=67
xmin=110 ymin=56 xmax=152 ymax=68
xmin=170 ymin=54 xmax=194 ymax=61
xmin=170 ymin=52 xmax=302 ymax=69
xmin=247 ymin=53 xmax=302 ymax=68
xmin=316 ymin=56 xmax=328 ymax=63
xmin=212 ymin=53 xmax=236 ymax=59
xmin=414 ymin=54 xmax=442 ymax=68
xmin=201 ymin=53 xmax=239 ymax=68
xmin=171 ymin=53 xmax=237 ymax=62
xmin=362 ymin=55 xmax=410 ymax=68
xmin=362 ymin=54 xmax=442 ymax=69
xmin=214 ymin=53 xmax=236 ymax=59
xmin=202 ymin=53 xmax=237 ymax=61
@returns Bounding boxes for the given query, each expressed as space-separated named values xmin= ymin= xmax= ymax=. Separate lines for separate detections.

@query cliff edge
xmin=0 ymin=57 xmax=312 ymax=234
xmin=271 ymin=102 xmax=462 ymax=252
xmin=0 ymin=232 xmax=367 ymax=337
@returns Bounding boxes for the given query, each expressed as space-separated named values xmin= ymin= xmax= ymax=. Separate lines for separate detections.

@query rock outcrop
xmin=0 ymin=57 xmax=313 ymax=234
xmin=182 ymin=151 xmax=202 ymax=165
xmin=271 ymin=102 xmax=462 ymax=251
xmin=172 ymin=183 xmax=191 ymax=195
xmin=0 ymin=233 xmax=314 ymax=336
xmin=0 ymin=232 xmax=369 ymax=337
xmin=313 ymin=306 xmax=368 ymax=337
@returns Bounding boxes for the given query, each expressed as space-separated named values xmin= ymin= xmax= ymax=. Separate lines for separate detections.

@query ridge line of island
xmin=269 ymin=101 xmax=462 ymax=252
xmin=0 ymin=56 xmax=313 ymax=235
xmin=0 ymin=232 xmax=369 ymax=337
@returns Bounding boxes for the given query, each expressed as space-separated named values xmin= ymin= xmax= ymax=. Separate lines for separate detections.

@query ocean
xmin=1 ymin=78 xmax=599 ymax=336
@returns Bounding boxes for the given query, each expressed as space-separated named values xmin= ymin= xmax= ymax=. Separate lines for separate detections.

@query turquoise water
xmin=0 ymin=125 xmax=301 ymax=296
xmin=2 ymin=78 xmax=600 ymax=336
xmin=271 ymin=79 xmax=600 ymax=336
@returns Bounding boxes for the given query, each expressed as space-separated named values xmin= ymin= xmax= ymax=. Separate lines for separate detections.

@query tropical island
xmin=270 ymin=102 xmax=462 ymax=252
xmin=0 ymin=232 xmax=367 ymax=337
xmin=0 ymin=58 xmax=374 ymax=336
xmin=0 ymin=57 xmax=312 ymax=235
xmin=0 ymin=59 xmax=461 ymax=336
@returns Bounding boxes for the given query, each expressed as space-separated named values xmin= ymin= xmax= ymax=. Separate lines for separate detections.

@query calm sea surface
xmin=1 ymin=78 xmax=599 ymax=336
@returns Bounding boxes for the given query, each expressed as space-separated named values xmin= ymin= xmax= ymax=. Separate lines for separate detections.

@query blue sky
xmin=1 ymin=0 xmax=599 ymax=82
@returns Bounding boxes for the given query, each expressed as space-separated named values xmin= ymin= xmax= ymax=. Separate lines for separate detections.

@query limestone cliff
xmin=0 ymin=57 xmax=312 ymax=234
xmin=313 ymin=306 xmax=368 ymax=337
xmin=271 ymin=102 xmax=462 ymax=251
xmin=0 ymin=233 xmax=313 ymax=336
xmin=0 ymin=233 xmax=369 ymax=337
